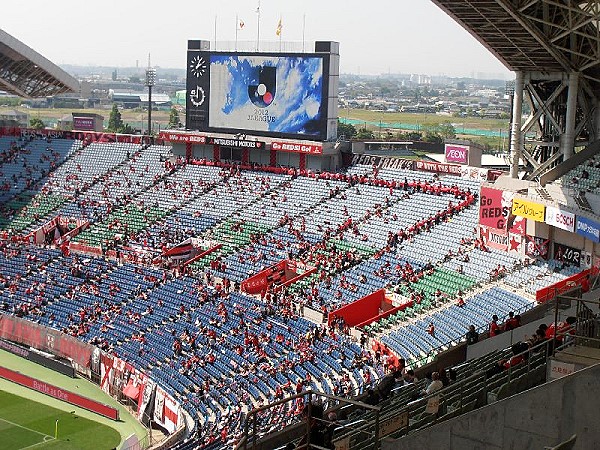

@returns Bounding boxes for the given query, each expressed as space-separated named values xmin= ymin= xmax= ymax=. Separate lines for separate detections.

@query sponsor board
xmin=0 ymin=366 xmax=118 ymax=420
xmin=479 ymin=187 xmax=513 ymax=230
xmin=512 ymin=198 xmax=545 ymax=222
xmin=207 ymin=137 xmax=264 ymax=148
xmin=553 ymin=242 xmax=581 ymax=267
xmin=445 ymin=144 xmax=469 ymax=164
xmin=271 ymin=141 xmax=322 ymax=154
xmin=545 ymin=206 xmax=575 ymax=232
xmin=72 ymin=117 xmax=96 ymax=131
xmin=549 ymin=360 xmax=575 ymax=379
xmin=576 ymin=216 xmax=600 ymax=243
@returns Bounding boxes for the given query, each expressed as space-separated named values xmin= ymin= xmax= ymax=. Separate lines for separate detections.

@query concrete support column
xmin=562 ymin=72 xmax=579 ymax=160
xmin=510 ymin=72 xmax=524 ymax=178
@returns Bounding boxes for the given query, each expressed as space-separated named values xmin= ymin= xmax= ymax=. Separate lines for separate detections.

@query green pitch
xmin=0 ymin=390 xmax=121 ymax=450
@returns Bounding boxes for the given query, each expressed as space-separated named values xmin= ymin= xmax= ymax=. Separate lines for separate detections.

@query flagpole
xmin=235 ymin=14 xmax=238 ymax=51
xmin=256 ymin=0 xmax=261 ymax=51
xmin=302 ymin=14 xmax=306 ymax=52
xmin=214 ymin=15 xmax=217 ymax=50
xmin=279 ymin=15 xmax=282 ymax=52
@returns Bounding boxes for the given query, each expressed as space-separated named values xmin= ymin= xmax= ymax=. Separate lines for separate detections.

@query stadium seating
xmin=0 ymin=136 xmax=588 ymax=449
xmin=560 ymin=154 xmax=600 ymax=192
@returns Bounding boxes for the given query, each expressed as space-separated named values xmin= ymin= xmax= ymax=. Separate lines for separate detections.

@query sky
xmin=1 ymin=0 xmax=513 ymax=79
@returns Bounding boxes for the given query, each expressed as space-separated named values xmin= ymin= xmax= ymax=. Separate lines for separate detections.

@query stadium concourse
xmin=0 ymin=130 xmax=591 ymax=449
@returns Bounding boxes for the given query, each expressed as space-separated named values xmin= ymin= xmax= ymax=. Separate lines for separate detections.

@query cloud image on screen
xmin=209 ymin=54 xmax=324 ymax=136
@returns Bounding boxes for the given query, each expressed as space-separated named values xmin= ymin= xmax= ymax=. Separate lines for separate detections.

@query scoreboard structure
xmin=185 ymin=40 xmax=339 ymax=143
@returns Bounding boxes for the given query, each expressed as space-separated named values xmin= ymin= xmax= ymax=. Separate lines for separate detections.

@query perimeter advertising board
xmin=512 ymin=198 xmax=545 ymax=222
xmin=445 ymin=144 xmax=469 ymax=164
xmin=576 ymin=216 xmax=600 ymax=243
xmin=72 ymin=116 xmax=95 ymax=131
xmin=553 ymin=242 xmax=581 ymax=266
xmin=545 ymin=206 xmax=575 ymax=232
xmin=479 ymin=187 xmax=513 ymax=230
xmin=186 ymin=45 xmax=335 ymax=141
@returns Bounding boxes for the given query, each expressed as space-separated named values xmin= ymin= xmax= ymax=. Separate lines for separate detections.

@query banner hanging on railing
xmin=0 ymin=314 xmax=93 ymax=367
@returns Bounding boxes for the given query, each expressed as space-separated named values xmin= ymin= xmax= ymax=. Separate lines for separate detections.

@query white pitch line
xmin=0 ymin=417 xmax=56 ymax=449
xmin=19 ymin=437 xmax=57 ymax=450
xmin=0 ymin=417 xmax=51 ymax=437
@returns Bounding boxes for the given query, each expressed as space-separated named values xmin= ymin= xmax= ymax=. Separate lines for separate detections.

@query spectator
xmin=486 ymin=342 xmax=528 ymax=377
xmin=364 ymin=388 xmax=380 ymax=406
xmin=545 ymin=316 xmax=577 ymax=344
xmin=423 ymin=372 xmax=443 ymax=395
xmin=489 ymin=314 xmax=501 ymax=337
xmin=403 ymin=369 xmax=417 ymax=384
xmin=427 ymin=321 xmax=435 ymax=337
xmin=504 ymin=311 xmax=519 ymax=331
xmin=466 ymin=325 xmax=479 ymax=345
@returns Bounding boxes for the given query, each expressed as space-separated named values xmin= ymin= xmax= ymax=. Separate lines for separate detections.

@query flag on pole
xmin=239 ymin=19 xmax=245 ymax=29
xmin=276 ymin=18 xmax=282 ymax=36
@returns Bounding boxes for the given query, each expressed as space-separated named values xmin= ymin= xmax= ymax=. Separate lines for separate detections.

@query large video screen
xmin=208 ymin=54 xmax=325 ymax=138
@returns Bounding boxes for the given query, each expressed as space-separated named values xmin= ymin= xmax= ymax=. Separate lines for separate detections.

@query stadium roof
xmin=432 ymin=1 xmax=600 ymax=91
xmin=0 ymin=28 xmax=79 ymax=98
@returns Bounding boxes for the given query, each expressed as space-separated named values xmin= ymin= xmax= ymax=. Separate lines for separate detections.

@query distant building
xmin=0 ymin=109 xmax=28 ymax=127
xmin=110 ymin=91 xmax=172 ymax=109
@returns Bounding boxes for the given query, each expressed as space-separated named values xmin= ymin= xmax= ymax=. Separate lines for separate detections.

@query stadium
xmin=1 ymin=2 xmax=600 ymax=450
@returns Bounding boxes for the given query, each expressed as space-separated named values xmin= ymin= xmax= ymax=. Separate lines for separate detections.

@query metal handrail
xmin=241 ymin=390 xmax=380 ymax=450
xmin=375 ymin=337 xmax=554 ymax=442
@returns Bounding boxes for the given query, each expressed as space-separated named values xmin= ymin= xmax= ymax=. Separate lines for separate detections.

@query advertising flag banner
xmin=545 ymin=206 xmax=575 ymax=232
xmin=576 ymin=216 xmax=600 ymax=243
xmin=512 ymin=198 xmax=545 ymax=222
xmin=525 ymin=235 xmax=549 ymax=260
xmin=480 ymin=225 xmax=509 ymax=251
xmin=445 ymin=144 xmax=469 ymax=164
xmin=553 ymin=242 xmax=581 ymax=267
xmin=479 ymin=187 xmax=513 ymax=230
xmin=508 ymin=233 xmax=523 ymax=256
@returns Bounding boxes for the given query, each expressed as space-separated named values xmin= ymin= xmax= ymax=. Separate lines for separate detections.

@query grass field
xmin=0 ymin=390 xmax=121 ymax=450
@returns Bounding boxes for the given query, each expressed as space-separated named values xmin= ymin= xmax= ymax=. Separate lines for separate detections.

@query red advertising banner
xmin=508 ymin=233 xmax=524 ymax=256
xmin=157 ymin=131 xmax=206 ymax=144
xmin=0 ymin=366 xmax=119 ymax=420
xmin=0 ymin=314 xmax=93 ymax=367
xmin=509 ymin=215 xmax=527 ymax=236
xmin=480 ymin=225 xmax=509 ymax=251
xmin=271 ymin=141 xmax=323 ymax=154
xmin=479 ymin=187 xmax=512 ymax=229
xmin=241 ymin=260 xmax=304 ymax=294
xmin=536 ymin=268 xmax=594 ymax=303
xmin=415 ymin=160 xmax=462 ymax=176
xmin=69 ymin=242 xmax=103 ymax=256
xmin=11 ymin=128 xmax=145 ymax=144
xmin=445 ymin=144 xmax=469 ymax=164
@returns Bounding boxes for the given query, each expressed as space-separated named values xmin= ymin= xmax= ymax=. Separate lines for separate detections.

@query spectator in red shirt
xmin=489 ymin=314 xmax=501 ymax=337
xmin=427 ymin=322 xmax=435 ymax=337
xmin=504 ymin=311 xmax=519 ymax=331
